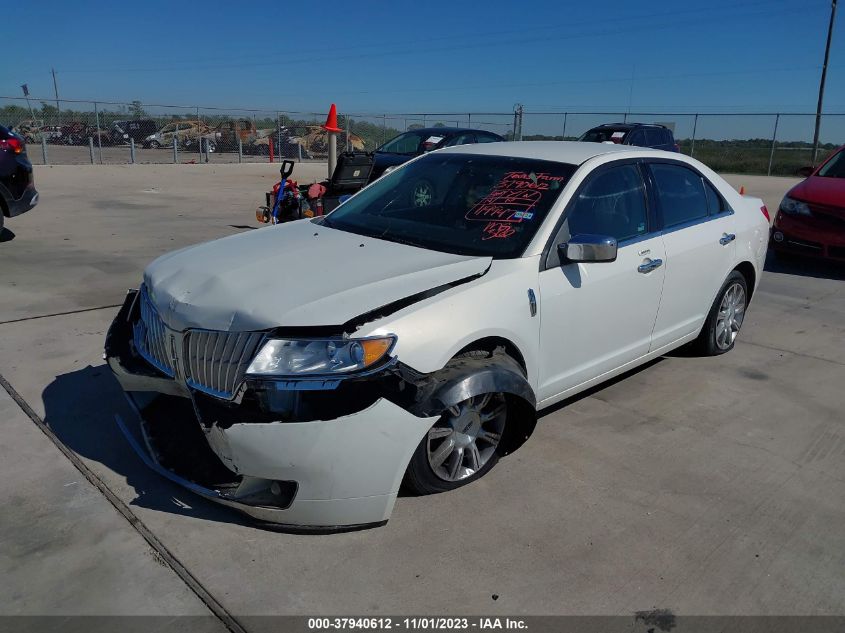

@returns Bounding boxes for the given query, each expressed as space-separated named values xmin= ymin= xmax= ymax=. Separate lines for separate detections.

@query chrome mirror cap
xmin=561 ymin=234 xmax=618 ymax=263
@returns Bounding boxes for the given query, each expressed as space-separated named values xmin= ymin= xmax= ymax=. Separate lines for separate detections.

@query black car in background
xmin=369 ymin=127 xmax=505 ymax=181
xmin=110 ymin=119 xmax=158 ymax=145
xmin=0 ymin=125 xmax=38 ymax=234
xmin=579 ymin=123 xmax=680 ymax=152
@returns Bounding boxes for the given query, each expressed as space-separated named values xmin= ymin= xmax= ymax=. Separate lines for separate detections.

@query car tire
xmin=149 ymin=140 xmax=160 ymax=149
xmin=694 ymin=270 xmax=748 ymax=356
xmin=403 ymin=352 xmax=509 ymax=495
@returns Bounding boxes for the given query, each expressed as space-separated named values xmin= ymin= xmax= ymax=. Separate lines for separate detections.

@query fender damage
xmin=105 ymin=268 xmax=536 ymax=530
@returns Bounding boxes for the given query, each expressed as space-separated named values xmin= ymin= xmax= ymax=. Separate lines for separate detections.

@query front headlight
xmin=779 ymin=196 xmax=812 ymax=216
xmin=245 ymin=336 xmax=396 ymax=377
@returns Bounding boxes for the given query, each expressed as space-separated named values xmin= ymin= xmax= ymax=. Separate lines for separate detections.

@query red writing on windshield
xmin=482 ymin=221 xmax=517 ymax=240
xmin=466 ymin=171 xmax=564 ymax=223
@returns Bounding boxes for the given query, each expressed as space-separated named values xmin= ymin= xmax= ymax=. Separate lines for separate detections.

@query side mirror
xmin=559 ymin=234 xmax=618 ymax=263
xmin=796 ymin=166 xmax=814 ymax=178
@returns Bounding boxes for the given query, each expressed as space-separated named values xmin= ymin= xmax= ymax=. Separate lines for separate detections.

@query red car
xmin=771 ymin=145 xmax=845 ymax=261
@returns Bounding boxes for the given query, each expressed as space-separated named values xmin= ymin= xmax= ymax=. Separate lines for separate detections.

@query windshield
xmin=321 ymin=153 xmax=577 ymax=258
xmin=579 ymin=128 xmax=629 ymax=144
xmin=378 ymin=130 xmax=445 ymax=155
xmin=817 ymin=148 xmax=845 ymax=178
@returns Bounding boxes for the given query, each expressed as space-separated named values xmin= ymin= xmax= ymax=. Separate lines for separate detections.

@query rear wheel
xmin=694 ymin=270 xmax=748 ymax=356
xmin=149 ymin=140 xmax=161 ymax=149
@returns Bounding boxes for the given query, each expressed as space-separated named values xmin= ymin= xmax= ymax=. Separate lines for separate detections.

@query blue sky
xmin=3 ymin=0 xmax=843 ymax=137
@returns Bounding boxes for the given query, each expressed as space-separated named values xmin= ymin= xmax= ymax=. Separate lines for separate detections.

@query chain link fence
xmin=2 ymin=96 xmax=843 ymax=175
xmin=519 ymin=111 xmax=845 ymax=176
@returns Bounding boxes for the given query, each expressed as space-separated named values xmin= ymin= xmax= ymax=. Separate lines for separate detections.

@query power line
xmin=55 ymin=2 xmax=818 ymax=75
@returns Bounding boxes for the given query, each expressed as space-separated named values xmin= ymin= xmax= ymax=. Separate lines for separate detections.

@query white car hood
xmin=144 ymin=219 xmax=491 ymax=332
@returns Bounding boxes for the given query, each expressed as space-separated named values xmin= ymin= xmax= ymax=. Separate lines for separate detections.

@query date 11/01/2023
xmin=307 ymin=616 xmax=528 ymax=630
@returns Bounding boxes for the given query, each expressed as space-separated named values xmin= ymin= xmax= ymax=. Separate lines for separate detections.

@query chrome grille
xmin=133 ymin=286 xmax=176 ymax=377
xmin=183 ymin=330 xmax=265 ymax=399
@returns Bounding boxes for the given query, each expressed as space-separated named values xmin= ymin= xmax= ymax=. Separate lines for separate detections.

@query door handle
xmin=637 ymin=258 xmax=663 ymax=273
xmin=719 ymin=233 xmax=736 ymax=245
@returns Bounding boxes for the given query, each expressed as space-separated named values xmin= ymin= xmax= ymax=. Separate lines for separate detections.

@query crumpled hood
xmin=144 ymin=219 xmax=491 ymax=332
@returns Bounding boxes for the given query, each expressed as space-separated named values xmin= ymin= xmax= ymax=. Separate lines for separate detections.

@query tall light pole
xmin=812 ymin=0 xmax=837 ymax=164
xmin=51 ymin=68 xmax=60 ymax=112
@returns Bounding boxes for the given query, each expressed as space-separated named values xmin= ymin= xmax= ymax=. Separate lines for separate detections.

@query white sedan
xmin=106 ymin=141 xmax=770 ymax=531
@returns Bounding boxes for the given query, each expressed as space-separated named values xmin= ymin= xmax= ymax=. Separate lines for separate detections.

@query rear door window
xmin=476 ymin=133 xmax=502 ymax=143
xmin=644 ymin=129 xmax=662 ymax=146
xmin=650 ymin=163 xmax=709 ymax=228
xmin=627 ymin=129 xmax=646 ymax=146
xmin=704 ymin=179 xmax=731 ymax=215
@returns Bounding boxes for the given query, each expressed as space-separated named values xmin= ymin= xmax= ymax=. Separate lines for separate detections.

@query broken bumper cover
xmin=106 ymin=291 xmax=438 ymax=530
xmin=116 ymin=397 xmax=435 ymax=530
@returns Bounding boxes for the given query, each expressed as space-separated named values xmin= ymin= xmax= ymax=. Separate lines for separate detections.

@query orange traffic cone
xmin=322 ymin=103 xmax=342 ymax=133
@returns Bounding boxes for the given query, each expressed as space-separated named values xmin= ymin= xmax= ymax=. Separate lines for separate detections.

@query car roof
xmin=406 ymin=127 xmax=503 ymax=136
xmin=437 ymin=140 xmax=645 ymax=164
xmin=589 ymin=123 xmax=668 ymax=130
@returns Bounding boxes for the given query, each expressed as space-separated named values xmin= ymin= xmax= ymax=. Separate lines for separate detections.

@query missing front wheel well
xmin=454 ymin=337 xmax=528 ymax=376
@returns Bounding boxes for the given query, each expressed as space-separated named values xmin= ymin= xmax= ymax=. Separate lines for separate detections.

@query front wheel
xmin=694 ymin=270 xmax=748 ymax=355
xmin=404 ymin=392 xmax=507 ymax=495
xmin=149 ymin=140 xmax=161 ymax=149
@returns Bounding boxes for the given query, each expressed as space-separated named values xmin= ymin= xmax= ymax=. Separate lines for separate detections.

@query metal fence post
xmin=238 ymin=138 xmax=243 ymax=163
xmin=196 ymin=106 xmax=201 ymax=161
xmin=468 ymin=113 xmax=472 ymax=128
xmin=94 ymin=101 xmax=102 ymax=164
xmin=173 ymin=136 xmax=178 ymax=163
xmin=277 ymin=112 xmax=282 ymax=160
xmin=41 ymin=136 xmax=48 ymax=165
xmin=297 ymin=143 xmax=302 ymax=162
xmin=88 ymin=137 xmax=95 ymax=164
xmin=130 ymin=138 xmax=136 ymax=164
xmin=562 ymin=112 xmax=568 ymax=139
xmin=767 ymin=113 xmax=780 ymax=177
xmin=690 ymin=114 xmax=699 ymax=157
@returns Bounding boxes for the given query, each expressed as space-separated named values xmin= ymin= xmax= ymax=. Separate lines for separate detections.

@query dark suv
xmin=110 ymin=119 xmax=158 ymax=145
xmin=0 ymin=125 xmax=38 ymax=234
xmin=579 ymin=123 xmax=680 ymax=152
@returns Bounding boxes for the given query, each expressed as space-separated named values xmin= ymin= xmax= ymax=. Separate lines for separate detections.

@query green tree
xmin=129 ymin=100 xmax=147 ymax=119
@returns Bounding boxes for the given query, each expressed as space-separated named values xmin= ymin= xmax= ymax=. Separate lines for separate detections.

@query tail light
xmin=760 ymin=205 xmax=771 ymax=223
xmin=0 ymin=137 xmax=23 ymax=154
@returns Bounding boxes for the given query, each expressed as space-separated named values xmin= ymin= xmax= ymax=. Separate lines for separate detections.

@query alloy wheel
xmin=715 ymin=282 xmax=746 ymax=350
xmin=427 ymin=393 xmax=506 ymax=482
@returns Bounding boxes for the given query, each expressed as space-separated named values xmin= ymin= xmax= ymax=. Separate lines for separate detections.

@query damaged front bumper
xmin=105 ymin=290 xmax=437 ymax=531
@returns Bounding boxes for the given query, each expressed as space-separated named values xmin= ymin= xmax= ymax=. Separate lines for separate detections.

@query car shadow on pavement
xmin=764 ymin=250 xmax=845 ymax=281
xmin=0 ymin=227 xmax=16 ymax=243
xmin=537 ymin=357 xmax=664 ymax=420
xmin=41 ymin=364 xmax=254 ymax=528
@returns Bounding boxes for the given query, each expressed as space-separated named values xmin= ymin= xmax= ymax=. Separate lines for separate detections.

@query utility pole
xmin=51 ymin=68 xmax=60 ymax=111
xmin=513 ymin=103 xmax=524 ymax=141
xmin=813 ymin=0 xmax=837 ymax=164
